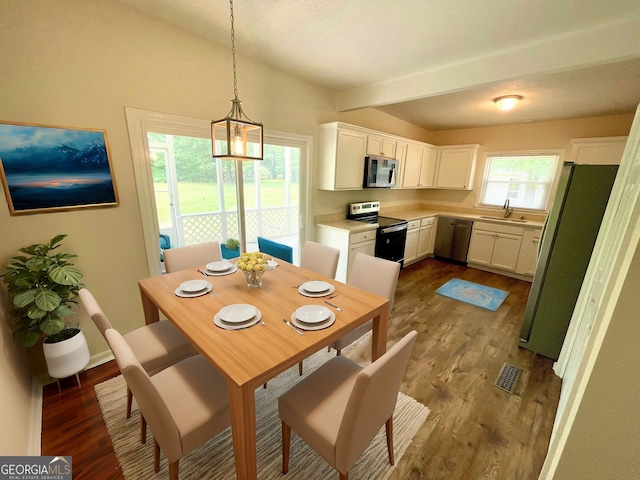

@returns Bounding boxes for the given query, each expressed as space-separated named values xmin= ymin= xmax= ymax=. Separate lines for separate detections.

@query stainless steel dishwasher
xmin=434 ymin=217 xmax=473 ymax=263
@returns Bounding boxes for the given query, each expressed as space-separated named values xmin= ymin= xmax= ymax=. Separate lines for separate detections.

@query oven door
xmin=375 ymin=224 xmax=407 ymax=265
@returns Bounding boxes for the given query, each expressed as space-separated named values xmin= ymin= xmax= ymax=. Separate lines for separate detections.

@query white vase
xmin=43 ymin=328 xmax=90 ymax=390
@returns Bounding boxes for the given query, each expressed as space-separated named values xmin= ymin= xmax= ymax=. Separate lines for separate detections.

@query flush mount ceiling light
xmin=493 ymin=95 xmax=523 ymax=111
xmin=211 ymin=0 xmax=263 ymax=161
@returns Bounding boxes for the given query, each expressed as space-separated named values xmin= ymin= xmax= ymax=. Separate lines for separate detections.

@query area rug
xmin=95 ymin=349 xmax=430 ymax=480
xmin=435 ymin=278 xmax=509 ymax=311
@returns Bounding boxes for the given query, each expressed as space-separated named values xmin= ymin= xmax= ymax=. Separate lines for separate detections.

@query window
xmin=479 ymin=153 xmax=560 ymax=211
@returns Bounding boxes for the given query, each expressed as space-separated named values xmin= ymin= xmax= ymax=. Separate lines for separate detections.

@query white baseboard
xmin=29 ymin=377 xmax=42 ymax=455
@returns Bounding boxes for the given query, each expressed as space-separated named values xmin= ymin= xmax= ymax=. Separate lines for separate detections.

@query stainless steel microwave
xmin=363 ymin=155 xmax=398 ymax=188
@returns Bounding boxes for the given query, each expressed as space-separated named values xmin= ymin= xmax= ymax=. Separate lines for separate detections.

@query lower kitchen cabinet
xmin=467 ymin=221 xmax=523 ymax=272
xmin=404 ymin=216 xmax=436 ymax=266
xmin=515 ymin=228 xmax=542 ymax=276
xmin=403 ymin=220 xmax=420 ymax=264
xmin=417 ymin=217 xmax=436 ymax=257
xmin=316 ymin=225 xmax=376 ymax=282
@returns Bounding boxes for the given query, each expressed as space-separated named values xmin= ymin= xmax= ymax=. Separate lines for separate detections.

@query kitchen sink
xmin=480 ymin=216 xmax=528 ymax=223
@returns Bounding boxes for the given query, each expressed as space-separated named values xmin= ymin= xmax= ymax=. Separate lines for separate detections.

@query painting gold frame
xmin=0 ymin=121 xmax=119 ymax=215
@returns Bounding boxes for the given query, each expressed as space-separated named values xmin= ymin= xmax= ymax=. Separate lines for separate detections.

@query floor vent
xmin=494 ymin=363 xmax=522 ymax=394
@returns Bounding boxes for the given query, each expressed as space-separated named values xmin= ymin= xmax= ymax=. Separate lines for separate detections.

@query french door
xmin=125 ymin=108 xmax=309 ymax=274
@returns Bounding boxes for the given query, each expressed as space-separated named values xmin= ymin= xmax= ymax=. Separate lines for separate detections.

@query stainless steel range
xmin=347 ymin=201 xmax=408 ymax=266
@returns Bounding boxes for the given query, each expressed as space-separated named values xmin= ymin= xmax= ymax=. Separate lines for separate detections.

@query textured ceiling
xmin=119 ymin=0 xmax=640 ymax=130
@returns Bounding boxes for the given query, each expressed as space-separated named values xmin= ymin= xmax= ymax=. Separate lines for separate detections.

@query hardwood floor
xmin=41 ymin=258 xmax=561 ymax=479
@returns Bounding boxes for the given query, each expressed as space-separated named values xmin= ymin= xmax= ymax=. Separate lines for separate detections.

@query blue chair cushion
xmin=257 ymin=236 xmax=293 ymax=263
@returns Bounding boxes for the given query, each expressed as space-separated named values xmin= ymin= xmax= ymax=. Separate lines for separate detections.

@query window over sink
xmin=478 ymin=152 xmax=561 ymax=212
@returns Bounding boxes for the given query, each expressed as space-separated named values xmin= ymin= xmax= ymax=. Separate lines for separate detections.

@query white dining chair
xmin=300 ymin=241 xmax=340 ymax=279
xmin=106 ymin=328 xmax=230 ymax=480
xmin=330 ymin=253 xmax=400 ymax=356
xmin=278 ymin=330 xmax=417 ymax=480
xmin=163 ymin=241 xmax=222 ymax=273
xmin=295 ymin=241 xmax=340 ymax=375
xmin=78 ymin=288 xmax=194 ymax=442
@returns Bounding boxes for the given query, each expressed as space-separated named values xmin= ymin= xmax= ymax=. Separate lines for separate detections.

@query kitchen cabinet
xmin=395 ymin=141 xmax=407 ymax=161
xmin=403 ymin=220 xmax=420 ymax=264
xmin=467 ymin=221 xmax=523 ymax=271
xmin=515 ymin=228 xmax=542 ymax=276
xmin=316 ymin=225 xmax=376 ymax=282
xmin=318 ymin=123 xmax=367 ymax=191
xmin=570 ymin=136 xmax=627 ymax=165
xmin=366 ymin=134 xmax=396 ymax=158
xmin=434 ymin=144 xmax=479 ymax=190
xmin=404 ymin=216 xmax=436 ymax=265
xmin=417 ymin=216 xmax=436 ymax=257
xmin=402 ymin=144 xmax=437 ymax=188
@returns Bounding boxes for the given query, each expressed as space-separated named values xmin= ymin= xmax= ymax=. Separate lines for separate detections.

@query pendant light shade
xmin=212 ymin=0 xmax=263 ymax=161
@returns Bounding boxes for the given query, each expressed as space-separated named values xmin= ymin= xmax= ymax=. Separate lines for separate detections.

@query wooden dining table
xmin=137 ymin=259 xmax=390 ymax=480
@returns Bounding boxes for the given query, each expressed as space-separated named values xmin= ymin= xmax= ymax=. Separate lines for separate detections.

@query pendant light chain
xmin=229 ymin=0 xmax=239 ymax=101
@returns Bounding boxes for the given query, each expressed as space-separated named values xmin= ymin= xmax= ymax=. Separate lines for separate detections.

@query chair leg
xmin=154 ymin=439 xmax=161 ymax=472
xmin=385 ymin=416 xmax=395 ymax=465
xmin=126 ymin=387 xmax=133 ymax=419
xmin=339 ymin=472 xmax=348 ymax=480
xmin=282 ymin=420 xmax=291 ymax=474
xmin=298 ymin=361 xmax=303 ymax=376
xmin=141 ymin=413 xmax=147 ymax=444
xmin=336 ymin=348 xmax=342 ymax=356
xmin=169 ymin=460 xmax=179 ymax=480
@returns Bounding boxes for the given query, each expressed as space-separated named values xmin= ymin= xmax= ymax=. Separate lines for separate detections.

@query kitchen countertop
xmin=316 ymin=209 xmax=544 ymax=231
xmin=315 ymin=218 xmax=379 ymax=233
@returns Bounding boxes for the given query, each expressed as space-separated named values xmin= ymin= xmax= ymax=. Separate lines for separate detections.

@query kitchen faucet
xmin=503 ymin=199 xmax=514 ymax=218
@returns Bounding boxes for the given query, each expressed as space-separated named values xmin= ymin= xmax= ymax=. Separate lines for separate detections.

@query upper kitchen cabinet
xmin=401 ymin=143 xmax=437 ymax=188
xmin=318 ymin=123 xmax=367 ymax=190
xmin=434 ymin=144 xmax=479 ymax=190
xmin=570 ymin=136 xmax=628 ymax=165
xmin=366 ymin=134 xmax=397 ymax=158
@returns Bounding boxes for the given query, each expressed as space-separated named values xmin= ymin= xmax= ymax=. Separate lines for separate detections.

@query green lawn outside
xmin=155 ymin=180 xmax=300 ymax=224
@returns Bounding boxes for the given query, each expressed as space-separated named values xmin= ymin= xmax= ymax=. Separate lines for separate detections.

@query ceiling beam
xmin=336 ymin=17 xmax=640 ymax=112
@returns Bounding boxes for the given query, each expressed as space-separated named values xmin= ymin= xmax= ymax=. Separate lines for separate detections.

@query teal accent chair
xmin=257 ymin=236 xmax=293 ymax=263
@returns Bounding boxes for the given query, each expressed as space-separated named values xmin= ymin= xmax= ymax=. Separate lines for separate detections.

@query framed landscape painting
xmin=0 ymin=121 xmax=119 ymax=215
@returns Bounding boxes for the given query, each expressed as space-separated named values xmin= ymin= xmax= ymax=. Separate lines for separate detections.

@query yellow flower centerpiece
xmin=237 ymin=251 xmax=269 ymax=288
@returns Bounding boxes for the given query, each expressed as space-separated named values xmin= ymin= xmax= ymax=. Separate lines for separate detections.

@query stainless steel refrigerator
xmin=519 ymin=162 xmax=618 ymax=360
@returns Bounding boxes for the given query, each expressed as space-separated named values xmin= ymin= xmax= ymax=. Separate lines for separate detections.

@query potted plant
xmin=2 ymin=234 xmax=89 ymax=383
xmin=221 ymin=237 xmax=241 ymax=259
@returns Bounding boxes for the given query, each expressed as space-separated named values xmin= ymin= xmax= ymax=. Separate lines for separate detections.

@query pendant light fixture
xmin=211 ymin=0 xmax=263 ymax=160
xmin=493 ymin=95 xmax=523 ymax=111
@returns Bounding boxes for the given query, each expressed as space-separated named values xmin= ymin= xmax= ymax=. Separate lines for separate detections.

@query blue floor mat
xmin=435 ymin=278 xmax=509 ymax=311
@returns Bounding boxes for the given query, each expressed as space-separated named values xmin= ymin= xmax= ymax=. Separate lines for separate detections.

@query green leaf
xmin=13 ymin=289 xmax=37 ymax=308
xmin=18 ymin=330 xmax=41 ymax=348
xmin=50 ymin=234 xmax=68 ymax=248
xmin=48 ymin=264 xmax=83 ymax=285
xmin=40 ymin=316 xmax=65 ymax=336
xmin=27 ymin=303 xmax=46 ymax=320
xmin=33 ymin=289 xmax=61 ymax=312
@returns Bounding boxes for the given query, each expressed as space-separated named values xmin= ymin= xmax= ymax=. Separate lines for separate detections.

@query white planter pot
xmin=43 ymin=329 xmax=90 ymax=386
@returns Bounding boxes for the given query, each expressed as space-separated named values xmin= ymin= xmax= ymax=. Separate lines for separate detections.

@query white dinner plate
xmin=218 ymin=304 xmax=257 ymax=323
xmin=298 ymin=283 xmax=335 ymax=298
xmin=301 ymin=280 xmax=332 ymax=293
xmin=174 ymin=283 xmax=213 ymax=298
xmin=179 ymin=279 xmax=209 ymax=293
xmin=214 ymin=309 xmax=262 ymax=330
xmin=295 ymin=305 xmax=331 ymax=324
xmin=205 ymin=264 xmax=238 ymax=276
xmin=206 ymin=261 xmax=233 ymax=272
xmin=290 ymin=310 xmax=336 ymax=331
